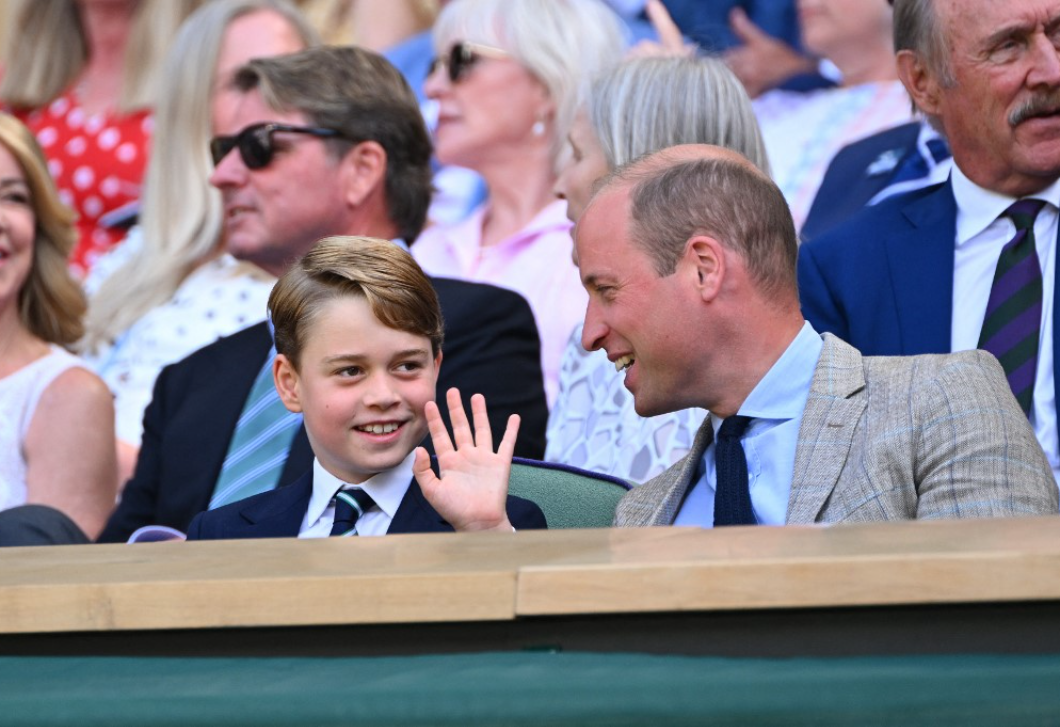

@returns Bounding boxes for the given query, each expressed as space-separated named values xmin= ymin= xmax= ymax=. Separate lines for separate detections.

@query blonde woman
xmin=0 ymin=0 xmax=201 ymax=275
xmin=80 ymin=0 xmax=319 ymax=484
xmin=0 ymin=114 xmax=116 ymax=540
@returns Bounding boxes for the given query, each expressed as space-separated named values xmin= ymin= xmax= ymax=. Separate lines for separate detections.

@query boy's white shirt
xmin=298 ymin=451 xmax=417 ymax=537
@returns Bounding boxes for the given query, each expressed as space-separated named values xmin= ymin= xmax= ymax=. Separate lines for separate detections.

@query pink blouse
xmin=412 ymin=200 xmax=584 ymax=407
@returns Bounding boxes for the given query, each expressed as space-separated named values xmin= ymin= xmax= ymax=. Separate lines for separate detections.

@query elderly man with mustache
xmin=798 ymin=0 xmax=1060 ymax=499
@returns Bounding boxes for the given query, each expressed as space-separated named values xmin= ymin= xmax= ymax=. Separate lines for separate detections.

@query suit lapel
xmin=787 ymin=335 xmax=868 ymax=524
xmin=236 ymin=469 xmax=314 ymax=537
xmin=885 ymin=181 xmax=957 ymax=354
xmin=279 ymin=427 xmax=313 ymax=486
xmin=388 ymin=479 xmax=454 ymax=534
xmin=1053 ymin=222 xmax=1060 ymax=457
xmin=644 ymin=421 xmax=714 ymax=526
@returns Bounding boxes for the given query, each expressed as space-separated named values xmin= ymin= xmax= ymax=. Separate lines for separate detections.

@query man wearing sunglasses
xmin=99 ymin=45 xmax=549 ymax=542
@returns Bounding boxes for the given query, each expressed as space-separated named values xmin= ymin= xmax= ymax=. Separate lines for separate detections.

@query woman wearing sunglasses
xmin=411 ymin=0 xmax=625 ymax=408
xmin=78 ymin=0 xmax=318 ymax=486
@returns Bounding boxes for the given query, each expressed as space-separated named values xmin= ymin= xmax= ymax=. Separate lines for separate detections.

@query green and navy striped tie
xmin=330 ymin=488 xmax=376 ymax=536
xmin=977 ymin=199 xmax=1048 ymax=416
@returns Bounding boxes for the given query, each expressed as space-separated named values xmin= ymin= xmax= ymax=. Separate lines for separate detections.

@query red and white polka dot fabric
xmin=16 ymin=90 xmax=152 ymax=278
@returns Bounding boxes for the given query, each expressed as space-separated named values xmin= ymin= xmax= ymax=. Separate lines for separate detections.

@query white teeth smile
xmin=357 ymin=423 xmax=399 ymax=434
xmin=614 ymin=355 xmax=634 ymax=372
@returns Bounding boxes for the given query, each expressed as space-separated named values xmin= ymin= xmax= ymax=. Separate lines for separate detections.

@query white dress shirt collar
xmin=303 ymin=452 xmax=417 ymax=535
xmin=951 ymin=164 xmax=1060 ymax=247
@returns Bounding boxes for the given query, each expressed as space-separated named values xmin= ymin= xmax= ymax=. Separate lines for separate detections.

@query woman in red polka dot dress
xmin=0 ymin=1 xmax=201 ymax=278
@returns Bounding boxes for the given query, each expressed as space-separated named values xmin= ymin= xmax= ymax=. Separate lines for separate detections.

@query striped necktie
xmin=330 ymin=488 xmax=376 ymax=536
xmin=978 ymin=199 xmax=1048 ymax=415
xmin=209 ymin=354 xmax=303 ymax=508
xmin=713 ymin=415 xmax=756 ymax=527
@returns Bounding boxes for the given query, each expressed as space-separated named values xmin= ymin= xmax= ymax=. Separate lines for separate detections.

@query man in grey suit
xmin=574 ymin=144 xmax=1058 ymax=528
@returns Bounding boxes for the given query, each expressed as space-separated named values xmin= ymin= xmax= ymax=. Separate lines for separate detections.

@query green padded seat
xmin=507 ymin=458 xmax=631 ymax=529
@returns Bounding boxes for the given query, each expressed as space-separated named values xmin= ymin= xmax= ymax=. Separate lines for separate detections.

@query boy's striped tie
xmin=330 ymin=488 xmax=376 ymax=536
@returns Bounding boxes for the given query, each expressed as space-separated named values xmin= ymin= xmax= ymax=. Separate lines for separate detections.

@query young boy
xmin=187 ymin=237 xmax=546 ymax=539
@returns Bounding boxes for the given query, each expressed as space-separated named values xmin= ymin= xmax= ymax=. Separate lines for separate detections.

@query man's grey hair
xmin=893 ymin=0 xmax=955 ymax=88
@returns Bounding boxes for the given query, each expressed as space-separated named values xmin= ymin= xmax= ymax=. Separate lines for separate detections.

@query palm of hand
xmin=413 ymin=388 xmax=519 ymax=532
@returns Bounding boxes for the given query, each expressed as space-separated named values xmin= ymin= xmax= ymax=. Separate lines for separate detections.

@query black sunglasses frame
xmin=429 ymin=41 xmax=509 ymax=84
xmin=210 ymin=122 xmax=343 ymax=169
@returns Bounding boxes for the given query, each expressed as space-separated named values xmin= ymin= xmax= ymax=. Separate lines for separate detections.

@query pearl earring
xmin=532 ymin=119 xmax=546 ymax=137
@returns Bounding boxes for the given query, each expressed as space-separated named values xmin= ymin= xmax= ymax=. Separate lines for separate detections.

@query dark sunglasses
xmin=429 ymin=41 xmax=510 ymax=83
xmin=209 ymin=122 xmax=344 ymax=169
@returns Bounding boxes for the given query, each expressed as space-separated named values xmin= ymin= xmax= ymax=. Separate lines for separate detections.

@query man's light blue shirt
xmin=674 ymin=322 xmax=823 ymax=527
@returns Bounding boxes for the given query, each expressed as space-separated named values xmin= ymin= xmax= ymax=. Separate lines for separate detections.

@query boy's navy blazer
xmin=100 ymin=277 xmax=549 ymax=542
xmin=798 ymin=178 xmax=1060 ymax=455
xmin=186 ymin=469 xmax=547 ymax=540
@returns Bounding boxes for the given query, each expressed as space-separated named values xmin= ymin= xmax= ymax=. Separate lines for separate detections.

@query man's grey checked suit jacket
xmin=615 ymin=334 xmax=1059 ymax=526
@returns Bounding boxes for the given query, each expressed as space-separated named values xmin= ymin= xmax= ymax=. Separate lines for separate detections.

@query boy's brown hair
xmin=269 ymin=236 xmax=444 ymax=369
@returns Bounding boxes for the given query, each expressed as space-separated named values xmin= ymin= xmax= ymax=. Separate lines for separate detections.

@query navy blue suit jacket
xmin=185 ymin=469 xmax=546 ymax=539
xmin=798 ymin=179 xmax=1060 ymax=455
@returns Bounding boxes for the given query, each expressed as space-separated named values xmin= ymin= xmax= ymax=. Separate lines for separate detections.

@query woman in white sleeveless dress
xmin=0 ymin=114 xmax=116 ymax=539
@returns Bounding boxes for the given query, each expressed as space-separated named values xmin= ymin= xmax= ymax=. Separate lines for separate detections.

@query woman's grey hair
xmin=588 ymin=56 xmax=770 ymax=176
xmin=893 ymin=0 xmax=954 ymax=87
xmin=81 ymin=0 xmax=319 ymax=353
xmin=433 ymin=0 xmax=627 ymax=172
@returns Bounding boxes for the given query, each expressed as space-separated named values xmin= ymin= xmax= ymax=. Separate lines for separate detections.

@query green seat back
xmin=507 ymin=459 xmax=631 ymax=529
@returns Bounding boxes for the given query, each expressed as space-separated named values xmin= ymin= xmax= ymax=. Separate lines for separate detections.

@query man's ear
xmin=273 ymin=353 xmax=304 ymax=414
xmin=339 ymin=140 xmax=387 ymax=208
xmin=686 ymin=235 xmax=725 ymax=302
xmin=896 ymin=49 xmax=942 ymax=118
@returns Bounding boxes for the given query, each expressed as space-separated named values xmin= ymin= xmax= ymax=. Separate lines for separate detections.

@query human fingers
xmin=497 ymin=413 xmax=521 ymax=461
xmin=728 ymin=6 xmax=768 ymax=45
xmin=412 ymin=446 xmax=439 ymax=491
xmin=646 ymin=0 xmax=685 ymax=52
xmin=446 ymin=387 xmax=474 ymax=449
xmin=423 ymin=399 xmax=454 ymax=457
xmin=469 ymin=393 xmax=492 ymax=449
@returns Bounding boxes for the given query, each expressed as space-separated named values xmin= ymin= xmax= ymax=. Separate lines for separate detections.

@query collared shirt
xmin=298 ymin=453 xmax=417 ymax=538
xmin=950 ymin=165 xmax=1060 ymax=482
xmin=674 ymin=322 xmax=824 ymax=527
xmin=411 ymin=200 xmax=583 ymax=407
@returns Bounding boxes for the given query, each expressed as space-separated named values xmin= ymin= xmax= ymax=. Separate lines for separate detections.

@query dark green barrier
xmin=3 ymin=651 xmax=1060 ymax=726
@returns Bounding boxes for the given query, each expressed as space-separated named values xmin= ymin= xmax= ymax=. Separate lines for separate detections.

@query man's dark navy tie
xmin=330 ymin=488 xmax=376 ymax=536
xmin=713 ymin=415 xmax=756 ymax=526
xmin=978 ymin=199 xmax=1048 ymax=416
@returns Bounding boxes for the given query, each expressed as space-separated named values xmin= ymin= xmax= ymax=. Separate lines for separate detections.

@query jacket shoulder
xmin=802 ymin=181 xmax=947 ymax=255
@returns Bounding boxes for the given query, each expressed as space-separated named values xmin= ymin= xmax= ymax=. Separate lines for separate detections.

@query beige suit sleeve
xmin=908 ymin=350 xmax=1057 ymax=518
